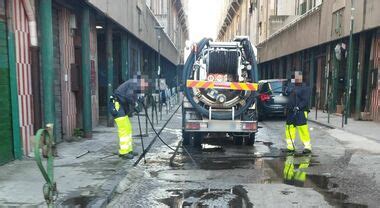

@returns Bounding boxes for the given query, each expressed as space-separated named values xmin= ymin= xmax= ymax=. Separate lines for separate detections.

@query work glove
xmin=134 ymin=102 xmax=141 ymax=113
xmin=293 ymin=106 xmax=300 ymax=112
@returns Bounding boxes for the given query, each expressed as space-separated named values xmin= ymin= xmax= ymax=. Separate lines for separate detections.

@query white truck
xmin=182 ymin=37 xmax=259 ymax=147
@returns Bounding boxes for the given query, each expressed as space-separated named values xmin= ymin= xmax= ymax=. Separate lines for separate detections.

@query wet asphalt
xmin=107 ymin=112 xmax=380 ymax=208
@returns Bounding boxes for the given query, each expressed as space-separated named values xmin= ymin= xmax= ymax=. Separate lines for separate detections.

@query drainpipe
xmin=7 ymin=0 xmax=22 ymax=159
xmin=39 ymin=0 xmax=55 ymax=126
xmin=21 ymin=0 xmax=38 ymax=46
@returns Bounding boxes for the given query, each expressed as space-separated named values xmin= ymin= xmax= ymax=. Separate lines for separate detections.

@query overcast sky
xmin=188 ymin=0 xmax=222 ymax=42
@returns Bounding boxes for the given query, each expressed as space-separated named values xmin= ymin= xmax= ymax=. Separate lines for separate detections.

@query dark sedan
xmin=257 ymin=79 xmax=289 ymax=120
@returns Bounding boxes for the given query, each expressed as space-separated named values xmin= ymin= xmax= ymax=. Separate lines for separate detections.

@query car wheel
xmin=245 ymin=133 xmax=256 ymax=146
xmin=192 ymin=133 xmax=203 ymax=148
xmin=182 ymin=130 xmax=190 ymax=146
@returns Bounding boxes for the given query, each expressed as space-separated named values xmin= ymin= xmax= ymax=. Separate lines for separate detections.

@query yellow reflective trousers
xmin=115 ymin=116 xmax=133 ymax=155
xmin=283 ymin=156 xmax=310 ymax=185
xmin=285 ymin=111 xmax=311 ymax=151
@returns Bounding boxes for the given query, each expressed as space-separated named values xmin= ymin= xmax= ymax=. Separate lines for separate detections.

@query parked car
xmin=257 ymin=79 xmax=289 ymax=120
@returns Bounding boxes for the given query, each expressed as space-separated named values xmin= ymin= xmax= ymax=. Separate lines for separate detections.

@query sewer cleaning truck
xmin=182 ymin=37 xmax=259 ymax=147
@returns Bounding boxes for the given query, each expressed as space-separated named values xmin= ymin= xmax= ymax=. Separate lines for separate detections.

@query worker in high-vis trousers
xmin=109 ymin=75 xmax=148 ymax=159
xmin=285 ymin=71 xmax=312 ymax=154
xmin=283 ymin=155 xmax=311 ymax=187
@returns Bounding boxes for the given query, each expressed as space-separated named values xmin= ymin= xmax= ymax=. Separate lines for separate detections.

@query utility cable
xmin=134 ymin=101 xmax=182 ymax=166
xmin=141 ymin=101 xmax=176 ymax=151
xmin=137 ymin=111 xmax=146 ymax=164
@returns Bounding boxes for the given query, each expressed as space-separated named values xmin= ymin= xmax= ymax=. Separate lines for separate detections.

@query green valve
xmin=34 ymin=124 xmax=57 ymax=208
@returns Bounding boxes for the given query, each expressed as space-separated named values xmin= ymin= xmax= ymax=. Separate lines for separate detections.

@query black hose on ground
xmin=183 ymin=38 xmax=259 ymax=120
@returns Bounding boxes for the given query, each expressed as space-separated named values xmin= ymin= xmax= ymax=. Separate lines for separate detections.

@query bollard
xmin=154 ymin=96 xmax=159 ymax=124
xmin=151 ymin=95 xmax=155 ymax=126
xmin=34 ymin=124 xmax=57 ymax=208
xmin=342 ymin=92 xmax=345 ymax=128
xmin=315 ymin=93 xmax=319 ymax=120
xmin=327 ymin=93 xmax=331 ymax=124
xmin=144 ymin=96 xmax=148 ymax=135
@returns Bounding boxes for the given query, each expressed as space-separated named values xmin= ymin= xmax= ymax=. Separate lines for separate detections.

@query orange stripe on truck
xmin=186 ymin=80 xmax=258 ymax=91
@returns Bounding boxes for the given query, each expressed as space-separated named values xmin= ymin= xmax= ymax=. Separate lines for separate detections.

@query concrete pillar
xmin=278 ymin=58 xmax=284 ymax=79
xmin=106 ymin=22 xmax=114 ymax=127
xmin=121 ymin=33 xmax=129 ymax=81
xmin=332 ymin=44 xmax=340 ymax=113
xmin=355 ymin=33 xmax=366 ymax=120
xmin=286 ymin=56 xmax=292 ymax=78
xmin=81 ymin=7 xmax=92 ymax=137
xmin=310 ymin=49 xmax=316 ymax=107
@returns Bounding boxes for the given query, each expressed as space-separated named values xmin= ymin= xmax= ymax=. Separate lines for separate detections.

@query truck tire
xmin=193 ymin=133 xmax=203 ymax=148
xmin=182 ymin=130 xmax=191 ymax=146
xmin=234 ymin=137 xmax=243 ymax=145
xmin=245 ymin=133 xmax=256 ymax=146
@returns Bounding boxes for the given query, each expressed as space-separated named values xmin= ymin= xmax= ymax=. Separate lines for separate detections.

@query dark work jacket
xmin=285 ymin=83 xmax=311 ymax=126
xmin=114 ymin=79 xmax=139 ymax=105
xmin=285 ymin=83 xmax=311 ymax=112
xmin=112 ymin=79 xmax=141 ymax=116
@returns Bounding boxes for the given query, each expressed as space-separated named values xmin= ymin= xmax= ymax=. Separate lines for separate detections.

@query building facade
xmin=217 ymin=0 xmax=380 ymax=122
xmin=0 ymin=0 xmax=188 ymax=165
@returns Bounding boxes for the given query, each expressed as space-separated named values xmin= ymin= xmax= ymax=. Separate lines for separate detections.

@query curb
xmin=308 ymin=119 xmax=336 ymax=129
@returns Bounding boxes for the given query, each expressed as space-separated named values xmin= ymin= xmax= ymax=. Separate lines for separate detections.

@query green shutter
xmin=0 ymin=11 xmax=14 ymax=165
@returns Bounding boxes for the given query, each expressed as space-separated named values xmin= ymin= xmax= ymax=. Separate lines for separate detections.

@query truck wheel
xmin=193 ymin=133 xmax=202 ymax=148
xmin=182 ymin=130 xmax=191 ymax=146
xmin=245 ymin=133 xmax=256 ymax=146
xmin=234 ymin=137 xmax=243 ymax=145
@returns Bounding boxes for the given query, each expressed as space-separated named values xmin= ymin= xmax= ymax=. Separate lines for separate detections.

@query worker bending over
xmin=109 ymin=75 xmax=148 ymax=159
xmin=285 ymin=71 xmax=312 ymax=154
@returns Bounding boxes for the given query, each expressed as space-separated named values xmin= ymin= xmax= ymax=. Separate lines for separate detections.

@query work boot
xmin=302 ymin=148 xmax=312 ymax=154
xmin=119 ymin=154 xmax=134 ymax=159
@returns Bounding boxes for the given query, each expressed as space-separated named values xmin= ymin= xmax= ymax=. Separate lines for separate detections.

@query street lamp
xmin=155 ymin=26 xmax=164 ymax=120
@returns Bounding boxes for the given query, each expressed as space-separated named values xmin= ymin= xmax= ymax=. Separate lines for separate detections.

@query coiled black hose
xmin=183 ymin=38 xmax=259 ymax=120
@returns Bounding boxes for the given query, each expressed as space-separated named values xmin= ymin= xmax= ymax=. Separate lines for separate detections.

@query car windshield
xmin=260 ymin=81 xmax=284 ymax=94
xmin=270 ymin=81 xmax=284 ymax=94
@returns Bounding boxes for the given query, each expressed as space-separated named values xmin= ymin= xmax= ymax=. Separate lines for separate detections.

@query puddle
xmin=185 ymin=152 xmax=367 ymax=207
xmin=264 ymin=157 xmax=368 ymax=208
xmin=177 ymin=139 xmax=368 ymax=207
xmin=61 ymin=196 xmax=96 ymax=207
xmin=159 ymin=186 xmax=253 ymax=208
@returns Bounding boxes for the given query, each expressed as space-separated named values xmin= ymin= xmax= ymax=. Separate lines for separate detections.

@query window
xmin=258 ymin=22 xmax=262 ymax=35
xmin=300 ymin=2 xmax=307 ymax=14
xmin=332 ymin=9 xmax=344 ymax=37
xmin=137 ymin=7 xmax=142 ymax=32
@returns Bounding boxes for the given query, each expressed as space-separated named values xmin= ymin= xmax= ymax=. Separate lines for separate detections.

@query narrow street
xmin=1 ymin=0 xmax=380 ymax=207
xmin=108 ymin=108 xmax=380 ymax=207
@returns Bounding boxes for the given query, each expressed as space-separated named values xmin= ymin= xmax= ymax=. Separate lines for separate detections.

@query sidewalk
xmin=309 ymin=109 xmax=380 ymax=142
xmin=0 ymin=102 xmax=181 ymax=207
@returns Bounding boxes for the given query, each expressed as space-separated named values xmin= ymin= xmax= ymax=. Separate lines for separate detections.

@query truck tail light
xmin=186 ymin=122 xmax=200 ymax=130
xmin=242 ymin=122 xmax=257 ymax=130
xmin=259 ymin=93 xmax=271 ymax=102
